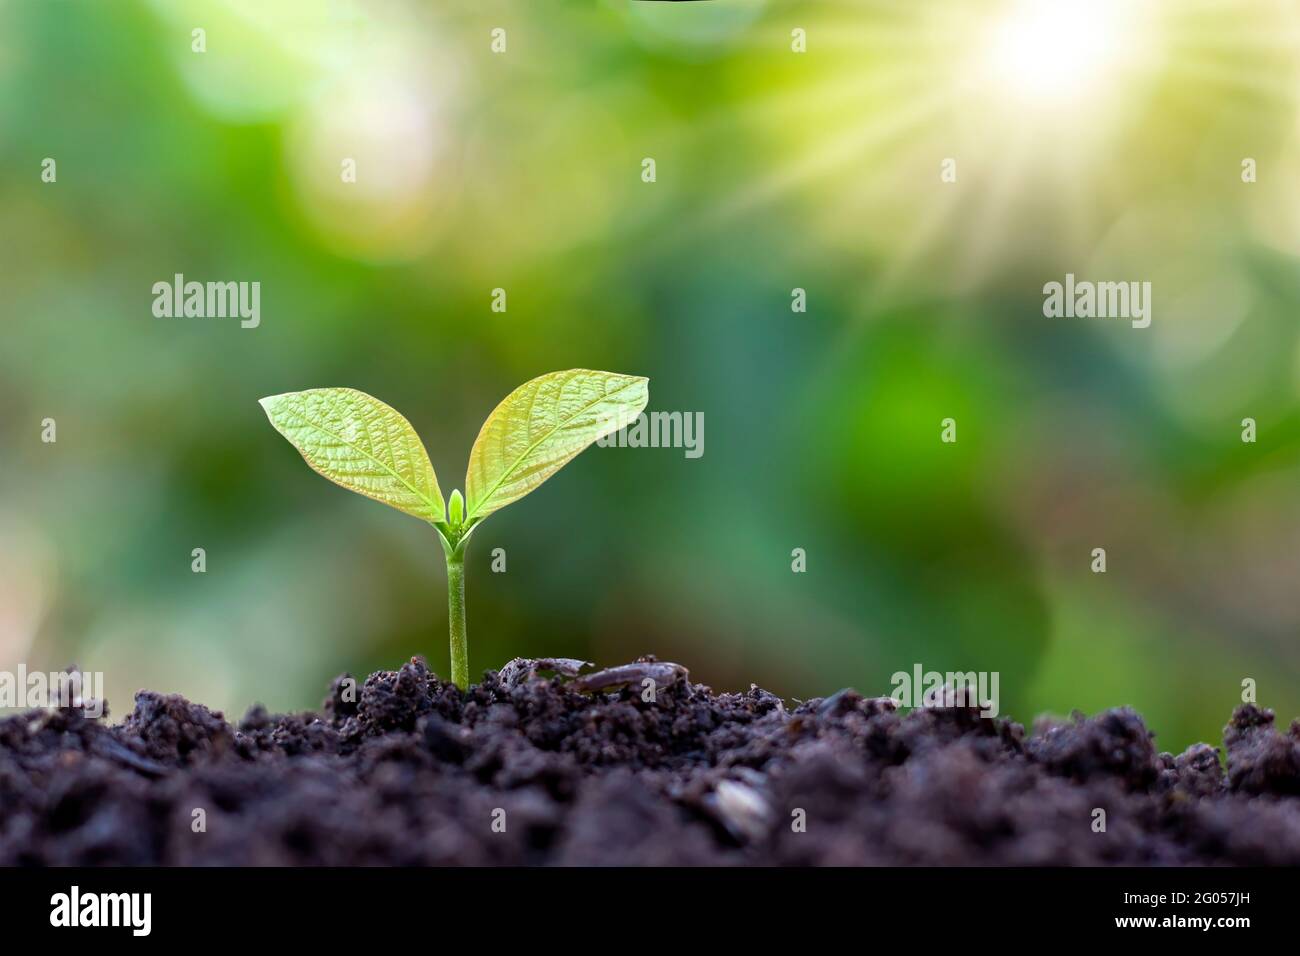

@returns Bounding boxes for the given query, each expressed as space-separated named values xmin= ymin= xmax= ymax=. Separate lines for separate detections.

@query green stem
xmin=446 ymin=545 xmax=468 ymax=689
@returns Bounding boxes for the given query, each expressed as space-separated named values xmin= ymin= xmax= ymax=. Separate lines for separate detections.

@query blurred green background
xmin=3 ymin=0 xmax=1300 ymax=752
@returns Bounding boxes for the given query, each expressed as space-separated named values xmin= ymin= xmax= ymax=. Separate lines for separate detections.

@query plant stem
xmin=446 ymin=545 xmax=469 ymax=689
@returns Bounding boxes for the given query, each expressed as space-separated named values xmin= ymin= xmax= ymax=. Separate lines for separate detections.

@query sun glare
xmin=986 ymin=0 xmax=1135 ymax=105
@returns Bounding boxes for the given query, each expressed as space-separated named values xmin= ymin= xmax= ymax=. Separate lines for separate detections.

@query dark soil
xmin=3 ymin=655 xmax=1300 ymax=865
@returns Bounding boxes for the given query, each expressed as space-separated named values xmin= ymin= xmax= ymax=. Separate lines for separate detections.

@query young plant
xmin=260 ymin=369 xmax=649 ymax=689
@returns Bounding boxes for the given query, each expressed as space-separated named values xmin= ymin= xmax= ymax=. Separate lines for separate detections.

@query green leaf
xmin=260 ymin=387 xmax=445 ymax=523
xmin=465 ymin=369 xmax=649 ymax=522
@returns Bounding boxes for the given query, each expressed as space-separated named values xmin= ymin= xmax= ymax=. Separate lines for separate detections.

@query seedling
xmin=260 ymin=369 xmax=648 ymax=689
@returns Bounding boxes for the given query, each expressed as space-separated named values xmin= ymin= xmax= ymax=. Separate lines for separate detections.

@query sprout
xmin=261 ymin=369 xmax=649 ymax=688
